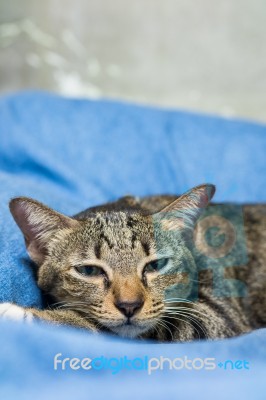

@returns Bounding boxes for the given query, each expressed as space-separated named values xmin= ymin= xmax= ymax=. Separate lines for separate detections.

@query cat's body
xmin=1 ymin=184 xmax=266 ymax=342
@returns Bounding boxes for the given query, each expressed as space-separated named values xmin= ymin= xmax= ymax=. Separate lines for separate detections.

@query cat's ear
xmin=9 ymin=197 xmax=79 ymax=265
xmin=155 ymin=184 xmax=215 ymax=231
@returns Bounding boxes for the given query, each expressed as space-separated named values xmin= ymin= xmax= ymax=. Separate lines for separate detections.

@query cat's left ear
xmin=155 ymin=184 xmax=215 ymax=231
xmin=9 ymin=197 xmax=79 ymax=265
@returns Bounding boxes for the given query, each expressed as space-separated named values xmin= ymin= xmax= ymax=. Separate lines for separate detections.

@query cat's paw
xmin=0 ymin=303 xmax=33 ymax=322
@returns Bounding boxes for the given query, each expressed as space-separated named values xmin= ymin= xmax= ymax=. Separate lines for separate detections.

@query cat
xmin=1 ymin=183 xmax=265 ymax=342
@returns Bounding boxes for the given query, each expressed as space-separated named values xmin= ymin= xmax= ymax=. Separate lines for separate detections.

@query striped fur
xmin=4 ymin=184 xmax=266 ymax=342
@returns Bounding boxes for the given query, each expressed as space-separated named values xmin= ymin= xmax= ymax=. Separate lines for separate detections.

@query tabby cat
xmin=1 ymin=184 xmax=265 ymax=342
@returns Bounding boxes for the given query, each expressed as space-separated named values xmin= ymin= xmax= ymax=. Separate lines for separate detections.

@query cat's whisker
xmin=164 ymin=300 xmax=209 ymax=316
xmin=158 ymin=317 xmax=181 ymax=340
xmin=164 ymin=307 xmax=206 ymax=323
xmin=154 ymin=318 xmax=174 ymax=341
xmin=164 ymin=312 xmax=201 ymax=339
xmin=164 ymin=297 xmax=194 ymax=303
xmin=164 ymin=311 xmax=208 ymax=339
xmin=165 ymin=311 xmax=209 ymax=327
xmin=164 ymin=306 xmax=208 ymax=319
xmin=150 ymin=321 xmax=161 ymax=339
xmin=54 ymin=301 xmax=96 ymax=309
xmin=163 ymin=313 xmax=203 ymax=340
xmin=51 ymin=301 xmax=68 ymax=307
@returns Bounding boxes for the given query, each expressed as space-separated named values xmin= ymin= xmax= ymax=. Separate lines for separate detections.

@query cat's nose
xmin=115 ymin=300 xmax=144 ymax=318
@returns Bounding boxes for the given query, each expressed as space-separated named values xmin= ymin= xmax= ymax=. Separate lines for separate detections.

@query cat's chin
xmin=109 ymin=323 xmax=152 ymax=339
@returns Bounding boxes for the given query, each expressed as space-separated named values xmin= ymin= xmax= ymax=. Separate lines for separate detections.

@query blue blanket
xmin=0 ymin=92 xmax=265 ymax=399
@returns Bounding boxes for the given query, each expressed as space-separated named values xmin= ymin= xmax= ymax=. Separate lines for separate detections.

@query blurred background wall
xmin=0 ymin=0 xmax=265 ymax=121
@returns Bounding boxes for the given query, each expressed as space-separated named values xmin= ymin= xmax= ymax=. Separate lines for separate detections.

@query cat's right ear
xmin=9 ymin=197 xmax=79 ymax=265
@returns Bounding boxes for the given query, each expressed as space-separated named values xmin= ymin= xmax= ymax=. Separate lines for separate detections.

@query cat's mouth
xmin=107 ymin=318 xmax=154 ymax=338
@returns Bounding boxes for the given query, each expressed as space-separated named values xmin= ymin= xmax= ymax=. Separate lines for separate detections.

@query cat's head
xmin=9 ymin=184 xmax=215 ymax=338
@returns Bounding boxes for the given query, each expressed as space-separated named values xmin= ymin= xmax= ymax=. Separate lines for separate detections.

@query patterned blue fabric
xmin=0 ymin=92 xmax=265 ymax=399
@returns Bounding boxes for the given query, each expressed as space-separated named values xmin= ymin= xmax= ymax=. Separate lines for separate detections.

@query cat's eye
xmin=75 ymin=265 xmax=106 ymax=277
xmin=143 ymin=258 xmax=169 ymax=274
